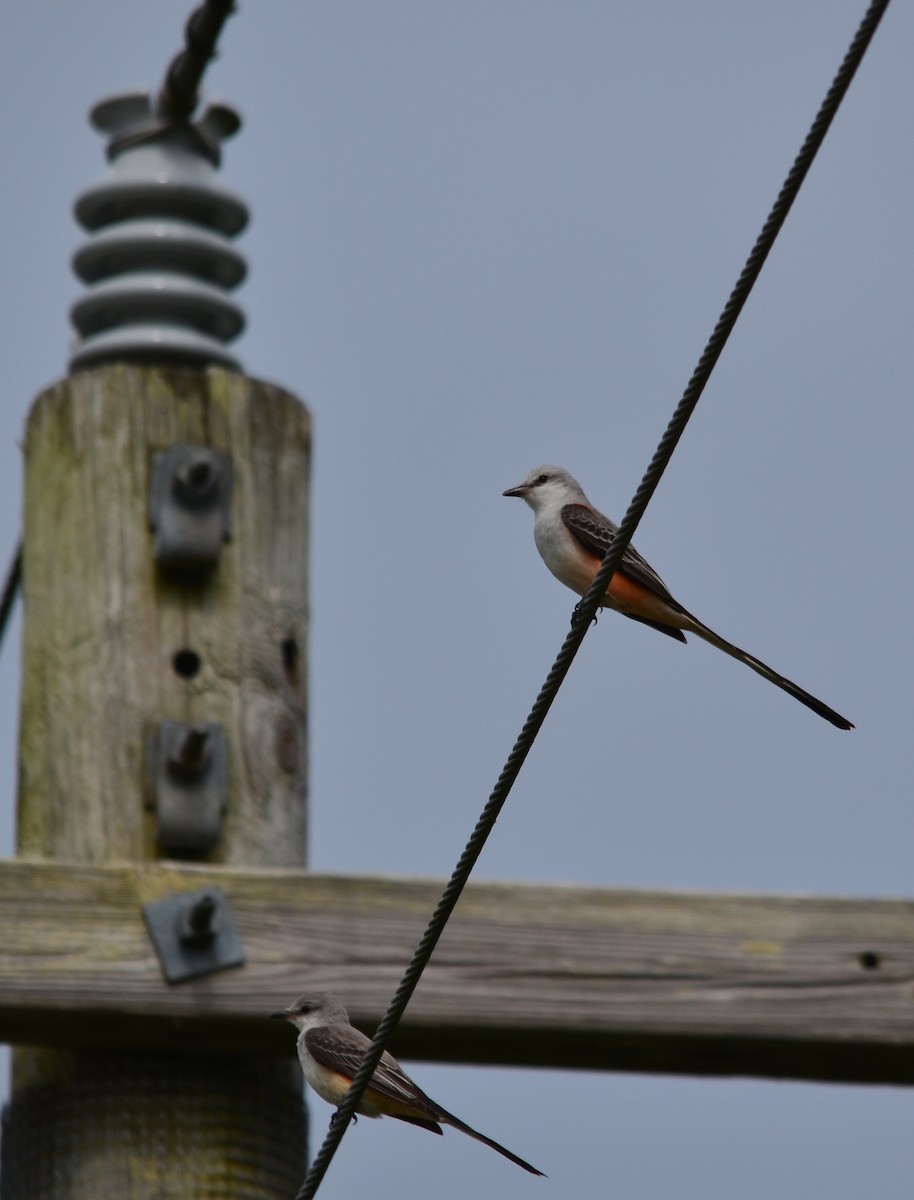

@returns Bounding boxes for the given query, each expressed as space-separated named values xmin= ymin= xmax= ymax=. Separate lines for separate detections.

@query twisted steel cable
xmin=0 ymin=544 xmax=21 ymax=654
xmin=295 ymin=1 xmax=890 ymax=1194
xmin=155 ymin=0 xmax=236 ymax=122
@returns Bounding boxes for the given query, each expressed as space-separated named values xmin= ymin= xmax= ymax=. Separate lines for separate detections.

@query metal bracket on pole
xmin=148 ymin=721 xmax=228 ymax=852
xmin=143 ymin=886 xmax=245 ymax=983
xmin=149 ymin=443 xmax=232 ymax=576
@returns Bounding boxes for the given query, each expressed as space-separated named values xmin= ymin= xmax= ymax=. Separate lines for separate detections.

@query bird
xmin=272 ymin=992 xmax=545 ymax=1176
xmin=503 ymin=465 xmax=853 ymax=730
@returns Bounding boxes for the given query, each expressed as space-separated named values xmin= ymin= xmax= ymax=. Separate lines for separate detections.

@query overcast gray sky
xmin=2 ymin=2 xmax=913 ymax=1196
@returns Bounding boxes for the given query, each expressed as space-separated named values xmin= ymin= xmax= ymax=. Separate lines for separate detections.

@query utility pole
xmin=1 ymin=5 xmax=909 ymax=1197
xmin=2 ymin=10 xmax=311 ymax=1196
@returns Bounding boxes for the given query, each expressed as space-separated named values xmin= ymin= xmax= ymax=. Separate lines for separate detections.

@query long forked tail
xmin=436 ymin=1109 xmax=546 ymax=1176
xmin=689 ymin=620 xmax=853 ymax=730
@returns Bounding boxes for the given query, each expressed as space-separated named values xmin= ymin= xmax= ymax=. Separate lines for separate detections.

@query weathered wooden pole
xmin=2 ymin=72 xmax=312 ymax=1199
xmin=16 ymin=367 xmax=310 ymax=869
xmin=3 ymin=366 xmax=310 ymax=1198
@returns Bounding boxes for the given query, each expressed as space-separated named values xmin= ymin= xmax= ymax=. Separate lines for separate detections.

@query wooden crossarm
xmin=2 ymin=859 xmax=913 ymax=1084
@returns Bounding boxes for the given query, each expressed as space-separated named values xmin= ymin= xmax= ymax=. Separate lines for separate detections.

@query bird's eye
xmin=535 ymin=473 xmax=549 ymax=485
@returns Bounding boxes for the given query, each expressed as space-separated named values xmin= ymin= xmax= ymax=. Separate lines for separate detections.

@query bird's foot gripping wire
xmin=571 ymin=601 xmax=601 ymax=629
xmin=331 ymin=1109 xmax=357 ymax=1128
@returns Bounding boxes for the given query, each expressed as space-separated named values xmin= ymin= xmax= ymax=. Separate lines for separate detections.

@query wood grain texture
xmin=2 ymin=860 xmax=913 ymax=1084
xmin=9 ymin=367 xmax=311 ymax=1196
xmin=18 ymin=365 xmax=309 ymax=866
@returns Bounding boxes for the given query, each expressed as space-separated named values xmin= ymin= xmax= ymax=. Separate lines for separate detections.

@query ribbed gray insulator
xmin=70 ymin=92 xmax=248 ymax=371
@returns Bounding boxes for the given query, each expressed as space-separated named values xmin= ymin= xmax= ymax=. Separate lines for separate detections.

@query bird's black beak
xmin=502 ymin=485 xmax=527 ymax=498
xmin=271 ymin=1009 xmax=291 ymax=1020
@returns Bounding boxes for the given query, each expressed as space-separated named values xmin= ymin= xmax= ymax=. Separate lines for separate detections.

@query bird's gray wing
xmin=561 ymin=503 xmax=683 ymax=605
xmin=304 ymin=1026 xmax=428 ymax=1108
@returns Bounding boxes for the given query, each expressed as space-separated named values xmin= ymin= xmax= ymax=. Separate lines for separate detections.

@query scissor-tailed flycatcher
xmin=273 ymin=993 xmax=544 ymax=1176
xmin=503 ymin=465 xmax=853 ymax=730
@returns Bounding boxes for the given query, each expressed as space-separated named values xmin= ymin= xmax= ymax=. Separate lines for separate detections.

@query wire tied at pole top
xmin=155 ymin=0 xmax=237 ymax=123
xmin=293 ymin=1 xmax=890 ymax=1196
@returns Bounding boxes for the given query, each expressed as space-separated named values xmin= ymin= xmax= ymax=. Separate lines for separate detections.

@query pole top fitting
xmin=70 ymin=91 xmax=248 ymax=372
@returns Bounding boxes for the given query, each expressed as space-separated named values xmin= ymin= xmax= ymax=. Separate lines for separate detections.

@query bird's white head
xmin=271 ymin=992 xmax=350 ymax=1032
xmin=502 ymin=465 xmax=588 ymax=512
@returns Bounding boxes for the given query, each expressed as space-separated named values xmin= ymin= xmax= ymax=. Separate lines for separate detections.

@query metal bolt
xmin=174 ymin=452 xmax=220 ymax=503
xmin=179 ymin=891 xmax=218 ymax=945
xmin=168 ymin=726 xmax=210 ymax=778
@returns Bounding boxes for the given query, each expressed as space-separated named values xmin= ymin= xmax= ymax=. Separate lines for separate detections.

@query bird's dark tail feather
xmin=691 ymin=621 xmax=853 ymax=730
xmin=391 ymin=1113 xmax=443 ymax=1135
xmin=438 ymin=1109 xmax=546 ymax=1176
